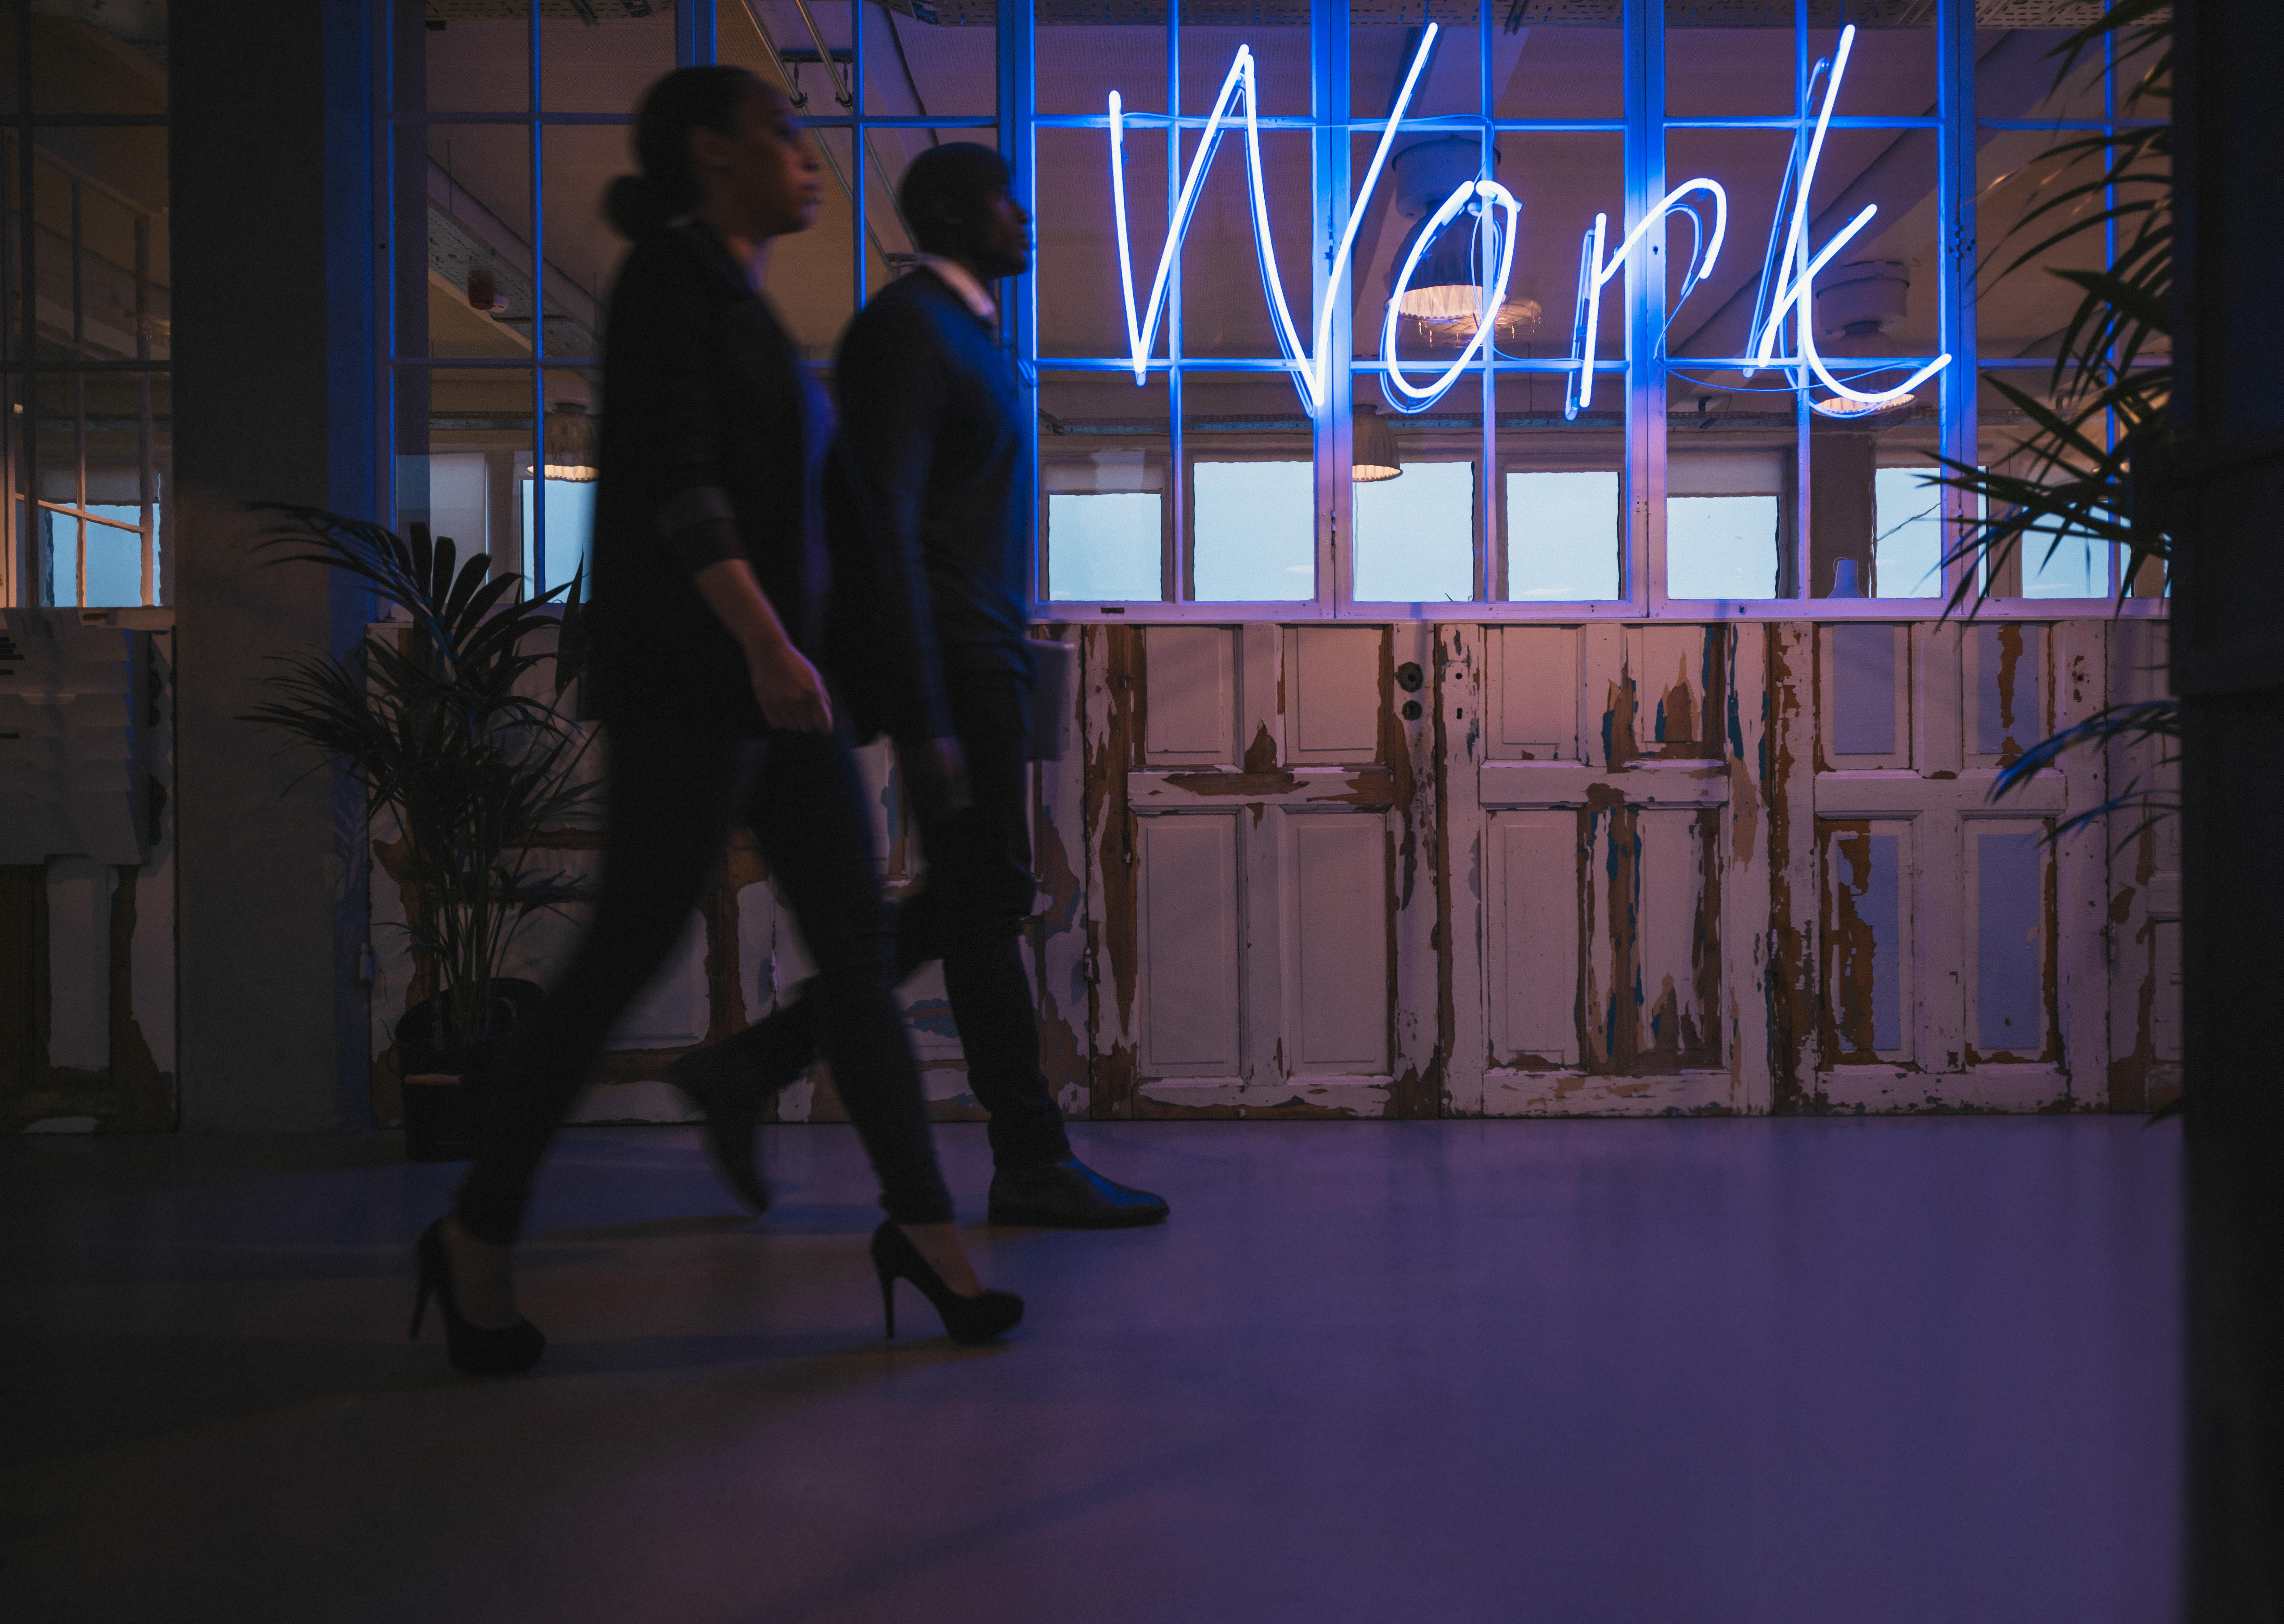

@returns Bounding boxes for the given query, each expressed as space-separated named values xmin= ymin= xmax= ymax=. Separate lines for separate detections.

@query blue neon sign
xmin=1100 ymin=23 xmax=1948 ymax=422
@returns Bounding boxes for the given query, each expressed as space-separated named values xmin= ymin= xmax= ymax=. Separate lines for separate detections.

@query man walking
xmin=673 ymin=144 xmax=1167 ymax=1230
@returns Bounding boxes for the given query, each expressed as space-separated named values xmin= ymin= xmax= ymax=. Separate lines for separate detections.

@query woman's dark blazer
xmin=583 ymin=220 xmax=830 ymax=738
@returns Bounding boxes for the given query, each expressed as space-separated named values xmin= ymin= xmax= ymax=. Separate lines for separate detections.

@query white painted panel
xmin=1821 ymin=819 xmax=1913 ymax=1063
xmin=1139 ymin=814 xmax=1241 ymax=1071
xmin=611 ymin=909 xmax=710 ymax=1049
xmin=1630 ymin=625 xmax=1707 ymax=749
xmin=2151 ymin=918 xmax=2182 ymax=1064
xmin=1637 ymin=809 xmax=1711 ymax=1062
xmin=1966 ymin=622 xmax=2047 ymax=766
xmin=1966 ymin=819 xmax=2049 ymax=1061
xmin=1144 ymin=626 xmax=1235 ymax=765
xmin=1288 ymin=815 xmax=1388 ymax=1072
xmin=46 ymin=857 xmax=112 ymax=1070
xmin=1825 ymin=623 xmax=1911 ymax=768
xmin=1489 ymin=810 xmax=1580 ymax=1065
xmin=1495 ymin=626 xmax=1578 ymax=759
xmin=1289 ymin=627 xmax=1383 ymax=761
xmin=130 ymin=848 xmax=174 ymax=1074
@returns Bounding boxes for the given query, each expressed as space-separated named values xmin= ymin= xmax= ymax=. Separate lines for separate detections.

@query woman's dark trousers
xmin=707 ymin=668 xmax=1074 ymax=1170
xmin=455 ymin=724 xmax=953 ymax=1245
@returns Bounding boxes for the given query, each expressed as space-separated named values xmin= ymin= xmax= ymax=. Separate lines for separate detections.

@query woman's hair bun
xmin=604 ymin=172 xmax=669 ymax=240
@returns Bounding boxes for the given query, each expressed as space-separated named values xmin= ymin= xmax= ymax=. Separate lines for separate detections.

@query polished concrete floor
xmin=3 ymin=1118 xmax=2178 ymax=1623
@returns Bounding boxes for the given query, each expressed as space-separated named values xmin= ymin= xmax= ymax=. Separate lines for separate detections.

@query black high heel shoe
xmin=411 ymin=1220 xmax=547 ymax=1377
xmin=869 ymin=1222 xmax=1023 ymax=1346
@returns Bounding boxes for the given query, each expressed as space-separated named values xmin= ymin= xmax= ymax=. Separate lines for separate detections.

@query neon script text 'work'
xmin=1103 ymin=23 xmax=1945 ymax=421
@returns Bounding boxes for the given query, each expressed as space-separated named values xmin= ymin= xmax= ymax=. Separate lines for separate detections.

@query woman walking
xmin=410 ymin=67 xmax=1019 ymax=1375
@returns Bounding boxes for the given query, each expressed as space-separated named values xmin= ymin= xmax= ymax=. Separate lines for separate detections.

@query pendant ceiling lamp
xmin=543 ymin=400 xmax=597 ymax=482
xmin=1353 ymin=404 xmax=1402 ymax=483
xmin=1388 ymin=138 xmax=1496 ymax=326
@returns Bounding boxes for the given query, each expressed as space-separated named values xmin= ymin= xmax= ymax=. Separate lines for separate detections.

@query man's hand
xmin=903 ymin=735 xmax=971 ymax=824
xmin=744 ymin=637 xmax=834 ymax=732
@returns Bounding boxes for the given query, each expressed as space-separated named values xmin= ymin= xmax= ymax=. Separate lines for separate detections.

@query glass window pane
xmin=1668 ymin=495 xmax=1781 ymax=601
xmin=1351 ymin=7 xmax=1478 ymax=122
xmin=416 ymin=452 xmax=493 ymax=559
xmin=1499 ymin=369 xmax=1623 ymax=600
xmin=540 ymin=9 xmax=676 ymax=115
xmin=1507 ymin=470 xmax=1619 ymax=601
xmin=1805 ymin=18 xmax=1934 ymax=121
xmin=1872 ymin=466 xmax=1943 ymax=599
xmin=1980 ymin=24 xmax=2109 ymax=124
xmin=421 ymin=14 xmax=527 ymax=116
xmin=1042 ymin=372 xmax=1169 ymax=602
xmin=44 ymin=514 xmax=78 ymax=607
xmin=428 ymin=126 xmax=535 ymax=361
xmin=1666 ymin=18 xmax=1793 ymax=119
xmin=520 ymin=465 xmax=596 ymax=599
xmin=1038 ymin=128 xmax=1161 ymax=360
xmin=1973 ymin=373 xmax=2110 ymax=601
xmin=1182 ymin=24 xmax=1307 ymax=119
xmin=9 ymin=0 xmax=168 ymax=116
xmin=406 ymin=362 xmax=530 ymax=587
xmin=1355 ymin=460 xmax=1474 ymax=604
xmin=2021 ymin=532 xmax=2103 ymax=600
xmin=1193 ymin=461 xmax=1313 ymax=602
xmin=1182 ymin=128 xmax=1312 ymax=361
xmin=1038 ymin=18 xmax=1162 ymax=116
xmin=1360 ymin=131 xmax=1616 ymax=371
xmin=83 ymin=513 xmax=142 ymax=608
xmin=541 ymin=125 xmax=637 ymax=365
xmin=1049 ymin=494 xmax=1162 ymax=601
xmin=1495 ymin=18 xmax=1621 ymax=121
xmin=860 ymin=1 xmax=995 ymax=118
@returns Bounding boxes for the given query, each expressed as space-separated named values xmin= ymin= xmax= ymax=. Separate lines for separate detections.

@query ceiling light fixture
xmin=1353 ymin=405 xmax=1402 ymax=483
xmin=543 ymin=401 xmax=597 ymax=482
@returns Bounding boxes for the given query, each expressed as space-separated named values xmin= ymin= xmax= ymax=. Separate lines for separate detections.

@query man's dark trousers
xmin=891 ymin=666 xmax=1072 ymax=1168
xmin=722 ymin=667 xmax=1073 ymax=1169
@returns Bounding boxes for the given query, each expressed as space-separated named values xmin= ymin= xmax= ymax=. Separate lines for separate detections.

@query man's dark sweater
xmin=828 ymin=267 xmax=1029 ymax=745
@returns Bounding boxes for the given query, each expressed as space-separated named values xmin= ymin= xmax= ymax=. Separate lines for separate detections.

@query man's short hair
xmin=899 ymin=143 xmax=1011 ymax=252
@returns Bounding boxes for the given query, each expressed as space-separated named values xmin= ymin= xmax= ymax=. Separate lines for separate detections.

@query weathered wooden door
xmin=1770 ymin=620 xmax=2111 ymax=1111
xmin=1060 ymin=623 xmax=1441 ymax=1119
xmin=1438 ymin=622 xmax=1762 ymax=1116
xmin=1054 ymin=615 xmax=2143 ymax=1119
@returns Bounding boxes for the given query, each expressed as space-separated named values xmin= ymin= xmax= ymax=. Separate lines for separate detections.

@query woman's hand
xmin=689 ymin=559 xmax=832 ymax=732
xmin=744 ymin=635 xmax=834 ymax=732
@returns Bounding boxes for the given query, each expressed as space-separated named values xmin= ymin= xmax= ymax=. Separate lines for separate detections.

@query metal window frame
xmin=1018 ymin=0 xmax=2161 ymax=625
xmin=377 ymin=0 xmax=710 ymax=593
xmin=367 ymin=1 xmax=2166 ymax=628
xmin=1 ymin=5 xmax=169 ymax=610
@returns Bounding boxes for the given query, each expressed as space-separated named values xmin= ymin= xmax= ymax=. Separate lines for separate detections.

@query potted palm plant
xmin=245 ymin=507 xmax=598 ymax=1159
xmin=1935 ymin=0 xmax=2175 ymax=839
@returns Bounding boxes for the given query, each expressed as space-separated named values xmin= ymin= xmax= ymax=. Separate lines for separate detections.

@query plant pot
xmin=395 ymin=979 xmax=544 ymax=1162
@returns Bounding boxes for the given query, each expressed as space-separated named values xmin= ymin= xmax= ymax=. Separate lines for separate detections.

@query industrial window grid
xmin=1 ymin=5 xmax=169 ymax=609
xmin=377 ymin=0 xmax=2165 ymax=624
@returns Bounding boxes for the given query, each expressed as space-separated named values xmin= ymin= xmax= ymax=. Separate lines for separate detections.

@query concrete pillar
xmin=169 ymin=1 xmax=376 ymax=1130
